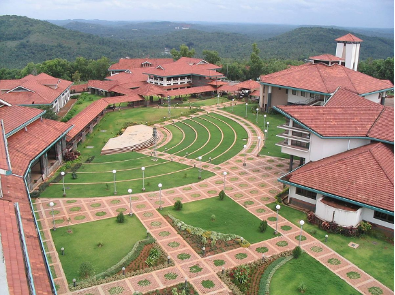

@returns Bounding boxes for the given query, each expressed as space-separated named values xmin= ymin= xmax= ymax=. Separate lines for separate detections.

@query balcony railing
xmin=276 ymin=132 xmax=310 ymax=143
xmin=276 ymin=141 xmax=309 ymax=152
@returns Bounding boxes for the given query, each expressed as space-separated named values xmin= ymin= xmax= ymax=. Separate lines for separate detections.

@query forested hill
xmin=0 ymin=15 xmax=393 ymax=69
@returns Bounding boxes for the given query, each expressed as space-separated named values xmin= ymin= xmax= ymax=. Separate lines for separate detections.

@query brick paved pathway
xmin=35 ymin=104 xmax=393 ymax=295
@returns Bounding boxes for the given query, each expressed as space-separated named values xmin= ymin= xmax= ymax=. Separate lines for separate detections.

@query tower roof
xmin=335 ymin=33 xmax=363 ymax=43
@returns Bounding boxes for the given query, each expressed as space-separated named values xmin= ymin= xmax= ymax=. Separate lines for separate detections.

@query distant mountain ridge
xmin=0 ymin=15 xmax=393 ymax=69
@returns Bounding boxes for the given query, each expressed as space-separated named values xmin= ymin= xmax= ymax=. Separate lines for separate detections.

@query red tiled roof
xmin=88 ymin=80 xmax=118 ymax=91
xmin=208 ymin=80 xmax=228 ymax=86
xmin=0 ymin=199 xmax=30 ymax=295
xmin=1 ymin=176 xmax=53 ymax=294
xmin=103 ymin=95 xmax=144 ymax=105
xmin=0 ymin=105 xmax=44 ymax=135
xmin=335 ymin=33 xmax=363 ymax=43
xmin=7 ymin=119 xmax=71 ymax=176
xmin=109 ymin=58 xmax=173 ymax=71
xmin=166 ymin=85 xmax=215 ymax=97
xmin=219 ymin=84 xmax=241 ymax=92
xmin=106 ymin=70 xmax=148 ymax=86
xmin=0 ymin=74 xmax=72 ymax=105
xmin=368 ymin=107 xmax=394 ymax=142
xmin=71 ymin=83 xmax=88 ymax=93
xmin=260 ymin=63 xmax=393 ymax=95
xmin=133 ymin=84 xmax=166 ymax=96
xmin=282 ymin=142 xmax=393 ymax=211
xmin=276 ymin=104 xmax=393 ymax=142
xmin=66 ymin=99 xmax=108 ymax=140
xmin=309 ymin=54 xmax=344 ymax=61
xmin=325 ymin=87 xmax=381 ymax=108
xmin=143 ymin=58 xmax=221 ymax=78
xmin=237 ymin=79 xmax=260 ymax=90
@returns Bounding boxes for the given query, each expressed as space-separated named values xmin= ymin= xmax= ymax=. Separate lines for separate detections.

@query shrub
xmin=359 ymin=220 xmax=372 ymax=234
xmin=116 ymin=212 xmax=125 ymax=223
xmin=79 ymin=262 xmax=94 ymax=279
xmin=211 ymin=214 xmax=216 ymax=222
xmin=71 ymin=172 xmax=78 ymax=179
xmin=233 ymin=265 xmax=250 ymax=285
xmin=259 ymin=220 xmax=268 ymax=233
xmin=64 ymin=150 xmax=80 ymax=161
xmin=145 ymin=247 xmax=160 ymax=267
xmin=219 ymin=190 xmax=226 ymax=200
xmin=298 ymin=282 xmax=307 ymax=293
xmin=174 ymin=200 xmax=183 ymax=211
xmin=293 ymin=246 xmax=302 ymax=259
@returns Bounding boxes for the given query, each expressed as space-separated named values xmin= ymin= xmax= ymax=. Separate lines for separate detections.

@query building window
xmin=292 ymin=90 xmax=297 ymax=95
xmin=373 ymin=211 xmax=394 ymax=224
xmin=301 ymin=91 xmax=306 ymax=97
xmin=296 ymin=187 xmax=316 ymax=199
xmin=286 ymin=89 xmax=288 ymax=94
xmin=310 ymin=93 xmax=315 ymax=98
xmin=291 ymin=140 xmax=310 ymax=149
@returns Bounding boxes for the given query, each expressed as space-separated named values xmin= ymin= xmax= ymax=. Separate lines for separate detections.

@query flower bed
xmin=218 ymin=251 xmax=292 ymax=295
xmin=165 ymin=214 xmax=249 ymax=257
xmin=138 ymin=282 xmax=198 ymax=295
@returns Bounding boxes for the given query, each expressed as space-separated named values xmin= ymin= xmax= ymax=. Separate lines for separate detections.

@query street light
xmin=232 ymin=99 xmax=235 ymax=112
xmin=112 ymin=170 xmax=117 ymax=195
xmin=141 ymin=167 xmax=145 ymax=191
xmin=223 ymin=171 xmax=227 ymax=191
xmin=275 ymin=204 xmax=281 ymax=234
xmin=217 ymin=94 xmax=220 ymax=105
xmin=263 ymin=114 xmax=267 ymax=129
xmin=264 ymin=129 xmax=268 ymax=147
xmin=243 ymin=144 xmax=247 ymax=166
xmin=61 ymin=171 xmax=66 ymax=197
xmin=49 ymin=201 xmax=56 ymax=231
xmin=267 ymin=121 xmax=270 ymax=133
xmin=256 ymin=107 xmax=259 ymax=123
xmin=299 ymin=220 xmax=305 ymax=247
xmin=167 ymin=96 xmax=171 ymax=117
xmin=257 ymin=136 xmax=261 ymax=156
xmin=198 ymin=156 xmax=202 ymax=179
xmin=245 ymin=103 xmax=248 ymax=118
xmin=128 ymin=188 xmax=133 ymax=216
xmin=158 ymin=183 xmax=163 ymax=210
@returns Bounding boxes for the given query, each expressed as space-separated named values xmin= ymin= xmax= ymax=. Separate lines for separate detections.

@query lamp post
xmin=299 ymin=220 xmax=305 ymax=247
xmin=217 ymin=94 xmax=220 ymax=105
xmin=61 ymin=171 xmax=66 ymax=197
xmin=245 ymin=103 xmax=248 ymax=118
xmin=167 ymin=95 xmax=171 ymax=117
xmin=141 ymin=167 xmax=145 ymax=191
xmin=257 ymin=136 xmax=261 ymax=156
xmin=49 ymin=201 xmax=56 ymax=231
xmin=198 ymin=156 xmax=202 ymax=179
xmin=243 ymin=144 xmax=247 ymax=166
xmin=266 ymin=121 xmax=270 ymax=133
xmin=256 ymin=107 xmax=259 ymax=123
xmin=158 ymin=183 xmax=163 ymax=210
xmin=223 ymin=171 xmax=227 ymax=191
xmin=263 ymin=114 xmax=266 ymax=130
xmin=264 ymin=129 xmax=268 ymax=147
xmin=112 ymin=170 xmax=117 ymax=195
xmin=275 ymin=204 xmax=280 ymax=234
xmin=128 ymin=188 xmax=133 ymax=216
xmin=325 ymin=234 xmax=328 ymax=243
xmin=232 ymin=99 xmax=235 ymax=112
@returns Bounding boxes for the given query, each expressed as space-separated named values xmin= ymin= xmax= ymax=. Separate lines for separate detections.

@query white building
xmin=274 ymin=88 xmax=394 ymax=231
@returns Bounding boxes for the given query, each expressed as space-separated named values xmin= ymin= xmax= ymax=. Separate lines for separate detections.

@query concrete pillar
xmin=380 ymin=92 xmax=386 ymax=105
xmin=56 ymin=142 xmax=63 ymax=162
xmin=81 ymin=132 xmax=86 ymax=142
xmin=267 ymin=85 xmax=272 ymax=110
xmin=41 ymin=153 xmax=49 ymax=178
xmin=299 ymin=157 xmax=304 ymax=166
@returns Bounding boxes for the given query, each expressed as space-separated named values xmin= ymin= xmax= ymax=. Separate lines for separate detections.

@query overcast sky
xmin=1 ymin=0 xmax=394 ymax=28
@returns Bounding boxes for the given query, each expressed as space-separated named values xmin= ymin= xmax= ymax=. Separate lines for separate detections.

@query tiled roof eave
xmin=360 ymin=87 xmax=394 ymax=96
xmin=278 ymin=177 xmax=393 ymax=215
xmin=259 ymin=82 xmax=331 ymax=95
xmin=5 ymin=112 xmax=44 ymax=138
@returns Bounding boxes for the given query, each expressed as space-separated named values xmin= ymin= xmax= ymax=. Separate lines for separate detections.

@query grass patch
xmin=269 ymin=253 xmax=360 ymax=294
xmin=267 ymin=202 xmax=394 ymax=289
xmin=51 ymin=216 xmax=146 ymax=283
xmin=160 ymin=197 xmax=275 ymax=243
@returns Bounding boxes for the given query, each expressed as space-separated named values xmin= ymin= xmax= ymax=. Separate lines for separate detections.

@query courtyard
xmin=34 ymin=99 xmax=393 ymax=295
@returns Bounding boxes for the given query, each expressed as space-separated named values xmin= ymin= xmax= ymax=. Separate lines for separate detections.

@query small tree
xmin=259 ymin=219 xmax=268 ymax=232
xmin=211 ymin=214 xmax=216 ymax=222
xmin=219 ymin=190 xmax=226 ymax=200
xmin=116 ymin=212 xmax=125 ymax=223
xmin=293 ymin=246 xmax=302 ymax=259
xmin=174 ymin=200 xmax=183 ymax=211
xmin=78 ymin=261 xmax=94 ymax=279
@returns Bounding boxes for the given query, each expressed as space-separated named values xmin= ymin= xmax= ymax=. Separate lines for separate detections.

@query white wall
xmin=288 ymin=186 xmax=317 ymax=205
xmin=287 ymin=91 xmax=309 ymax=104
xmin=316 ymin=196 xmax=362 ymax=227
xmin=361 ymin=208 xmax=394 ymax=230
xmin=309 ymin=134 xmax=370 ymax=162
xmin=363 ymin=93 xmax=381 ymax=104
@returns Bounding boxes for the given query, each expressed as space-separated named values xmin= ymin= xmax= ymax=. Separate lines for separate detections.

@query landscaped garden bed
xmin=138 ymin=282 xmax=198 ymax=295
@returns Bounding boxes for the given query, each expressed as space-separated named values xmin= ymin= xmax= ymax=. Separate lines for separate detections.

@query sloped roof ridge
xmin=366 ymin=107 xmax=386 ymax=138
xmin=315 ymin=63 xmax=331 ymax=93
xmin=369 ymin=145 xmax=394 ymax=186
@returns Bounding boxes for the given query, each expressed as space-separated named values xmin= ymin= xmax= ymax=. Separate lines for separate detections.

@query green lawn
xmin=222 ymin=103 xmax=289 ymax=158
xmin=270 ymin=252 xmax=360 ymax=295
xmin=267 ymin=202 xmax=394 ymax=289
xmin=189 ymin=97 xmax=229 ymax=107
xmin=160 ymin=196 xmax=275 ymax=244
xmin=63 ymin=94 xmax=103 ymax=121
xmin=51 ymin=216 xmax=146 ymax=283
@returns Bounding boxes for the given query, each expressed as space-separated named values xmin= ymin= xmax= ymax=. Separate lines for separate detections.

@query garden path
xmin=35 ymin=104 xmax=393 ymax=295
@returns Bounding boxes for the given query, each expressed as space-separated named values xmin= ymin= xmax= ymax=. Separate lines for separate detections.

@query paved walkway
xmin=35 ymin=103 xmax=393 ymax=295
